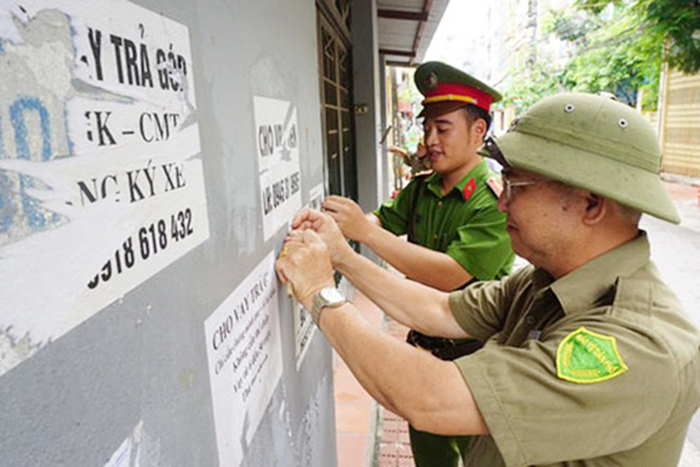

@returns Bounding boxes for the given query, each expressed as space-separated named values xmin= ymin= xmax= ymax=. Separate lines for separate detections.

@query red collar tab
xmin=423 ymin=83 xmax=493 ymax=112
xmin=463 ymin=178 xmax=477 ymax=201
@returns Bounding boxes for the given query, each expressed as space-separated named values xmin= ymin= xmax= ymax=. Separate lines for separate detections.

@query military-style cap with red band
xmin=415 ymin=61 xmax=502 ymax=119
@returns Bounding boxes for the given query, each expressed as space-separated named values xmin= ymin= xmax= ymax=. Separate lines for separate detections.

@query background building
xmin=659 ymin=69 xmax=700 ymax=178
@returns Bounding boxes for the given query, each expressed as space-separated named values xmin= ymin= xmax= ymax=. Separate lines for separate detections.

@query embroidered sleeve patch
xmin=556 ymin=327 xmax=628 ymax=384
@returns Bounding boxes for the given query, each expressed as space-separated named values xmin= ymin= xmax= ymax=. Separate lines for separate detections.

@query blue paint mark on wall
xmin=10 ymin=97 xmax=54 ymax=230
xmin=0 ymin=114 xmax=11 ymax=234
xmin=0 ymin=39 xmax=4 ymax=54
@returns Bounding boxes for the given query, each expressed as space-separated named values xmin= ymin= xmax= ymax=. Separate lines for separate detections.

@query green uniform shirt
xmin=448 ymin=233 xmax=700 ymax=466
xmin=375 ymin=160 xmax=514 ymax=281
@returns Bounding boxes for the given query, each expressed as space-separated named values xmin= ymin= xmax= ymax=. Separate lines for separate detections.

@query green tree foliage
xmin=576 ymin=0 xmax=700 ymax=73
xmin=504 ymin=62 xmax=564 ymax=111
xmin=503 ymin=0 xmax=698 ymax=112
xmin=560 ymin=3 xmax=663 ymax=109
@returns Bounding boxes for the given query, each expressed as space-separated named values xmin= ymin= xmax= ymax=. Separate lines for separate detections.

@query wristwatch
xmin=311 ymin=286 xmax=347 ymax=326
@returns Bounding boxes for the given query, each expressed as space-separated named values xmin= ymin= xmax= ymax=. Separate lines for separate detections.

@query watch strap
xmin=311 ymin=287 xmax=347 ymax=326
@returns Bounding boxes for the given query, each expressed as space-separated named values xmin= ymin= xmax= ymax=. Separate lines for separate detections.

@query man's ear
xmin=470 ymin=118 xmax=487 ymax=141
xmin=582 ymin=193 xmax=607 ymax=225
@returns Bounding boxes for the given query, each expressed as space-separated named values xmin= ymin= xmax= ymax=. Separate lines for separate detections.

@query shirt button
xmin=525 ymin=315 xmax=536 ymax=325
xmin=437 ymin=201 xmax=443 ymax=207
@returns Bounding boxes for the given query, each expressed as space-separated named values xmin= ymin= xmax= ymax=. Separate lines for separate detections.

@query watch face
xmin=320 ymin=287 xmax=344 ymax=304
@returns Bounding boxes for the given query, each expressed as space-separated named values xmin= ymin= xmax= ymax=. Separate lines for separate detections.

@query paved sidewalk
xmin=333 ymin=290 xmax=415 ymax=467
xmin=376 ymin=318 xmax=413 ymax=467
xmin=334 ymin=291 xmax=384 ymax=467
xmin=662 ymin=178 xmax=700 ymax=233
xmin=659 ymin=178 xmax=700 ymax=467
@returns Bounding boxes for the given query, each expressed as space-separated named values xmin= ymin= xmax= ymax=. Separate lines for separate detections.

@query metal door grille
xmin=317 ymin=7 xmax=357 ymax=199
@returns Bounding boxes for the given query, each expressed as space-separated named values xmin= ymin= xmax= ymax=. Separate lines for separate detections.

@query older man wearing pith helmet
xmin=276 ymin=93 xmax=700 ymax=466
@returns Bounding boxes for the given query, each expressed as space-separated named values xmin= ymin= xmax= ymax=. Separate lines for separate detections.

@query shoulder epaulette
xmin=485 ymin=177 xmax=503 ymax=198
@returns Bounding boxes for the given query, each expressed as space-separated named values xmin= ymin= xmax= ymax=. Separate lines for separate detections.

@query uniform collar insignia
xmin=462 ymin=178 xmax=477 ymax=201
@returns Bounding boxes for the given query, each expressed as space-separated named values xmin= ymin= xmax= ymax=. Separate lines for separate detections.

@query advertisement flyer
xmin=253 ymin=96 xmax=302 ymax=241
xmin=0 ymin=0 xmax=208 ymax=376
xmin=204 ymin=253 xmax=283 ymax=467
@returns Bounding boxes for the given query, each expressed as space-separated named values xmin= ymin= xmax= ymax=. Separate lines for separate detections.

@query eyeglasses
xmin=502 ymin=173 xmax=551 ymax=200
xmin=484 ymin=136 xmax=554 ymax=200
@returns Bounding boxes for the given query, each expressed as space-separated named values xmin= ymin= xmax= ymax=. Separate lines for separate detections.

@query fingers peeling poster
xmin=0 ymin=0 xmax=209 ymax=376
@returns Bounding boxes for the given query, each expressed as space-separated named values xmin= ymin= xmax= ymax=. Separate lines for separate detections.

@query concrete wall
xmin=0 ymin=0 xmax=336 ymax=465
xmin=352 ymin=0 xmax=386 ymax=213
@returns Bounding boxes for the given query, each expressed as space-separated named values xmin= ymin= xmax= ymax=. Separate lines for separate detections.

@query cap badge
xmin=426 ymin=72 xmax=439 ymax=90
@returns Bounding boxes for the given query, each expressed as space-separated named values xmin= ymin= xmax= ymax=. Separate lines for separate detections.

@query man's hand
xmin=415 ymin=142 xmax=427 ymax=159
xmin=275 ymin=229 xmax=335 ymax=308
xmin=322 ymin=196 xmax=373 ymax=242
xmin=291 ymin=208 xmax=355 ymax=267
xmin=388 ymin=145 xmax=408 ymax=158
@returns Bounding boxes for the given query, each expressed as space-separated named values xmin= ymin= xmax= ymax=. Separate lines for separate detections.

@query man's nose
xmin=424 ymin=128 xmax=438 ymax=146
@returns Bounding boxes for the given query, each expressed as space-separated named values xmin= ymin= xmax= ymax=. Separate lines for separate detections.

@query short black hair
xmin=462 ymin=104 xmax=492 ymax=131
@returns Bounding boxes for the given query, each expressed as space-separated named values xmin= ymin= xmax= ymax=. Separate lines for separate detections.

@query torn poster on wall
xmin=103 ymin=420 xmax=144 ymax=467
xmin=254 ymin=96 xmax=302 ymax=241
xmin=204 ymin=252 xmax=283 ymax=467
xmin=0 ymin=0 xmax=209 ymax=377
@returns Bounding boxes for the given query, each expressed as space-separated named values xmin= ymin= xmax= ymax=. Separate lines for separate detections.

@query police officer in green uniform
xmin=277 ymin=92 xmax=700 ymax=466
xmin=321 ymin=61 xmax=514 ymax=466
xmin=323 ymin=61 xmax=513 ymax=293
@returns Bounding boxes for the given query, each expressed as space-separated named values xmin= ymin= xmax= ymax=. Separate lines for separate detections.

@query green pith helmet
xmin=414 ymin=61 xmax=502 ymax=119
xmin=488 ymin=93 xmax=680 ymax=224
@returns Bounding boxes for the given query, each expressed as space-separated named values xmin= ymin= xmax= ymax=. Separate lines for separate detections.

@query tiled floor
xmin=334 ymin=355 xmax=374 ymax=467
xmin=377 ymin=316 xmax=414 ymax=467
xmin=378 ymin=409 xmax=414 ymax=467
